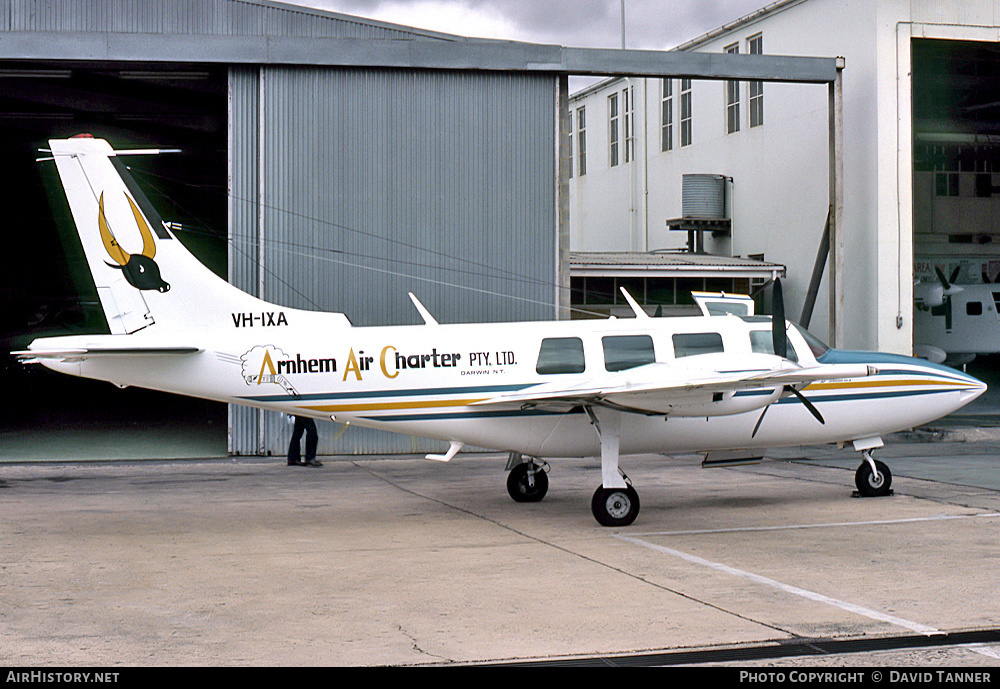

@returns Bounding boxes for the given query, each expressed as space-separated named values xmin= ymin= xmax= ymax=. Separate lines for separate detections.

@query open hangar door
xmin=0 ymin=62 xmax=229 ymax=460
xmin=912 ymin=38 xmax=1000 ymax=397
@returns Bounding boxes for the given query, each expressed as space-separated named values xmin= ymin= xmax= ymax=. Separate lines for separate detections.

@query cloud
xmin=296 ymin=0 xmax=769 ymax=50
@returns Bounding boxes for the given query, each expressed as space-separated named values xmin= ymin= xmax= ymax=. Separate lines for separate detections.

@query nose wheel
xmin=855 ymin=451 xmax=893 ymax=497
xmin=506 ymin=460 xmax=549 ymax=502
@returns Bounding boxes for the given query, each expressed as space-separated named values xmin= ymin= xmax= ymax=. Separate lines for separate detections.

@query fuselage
xmin=914 ymin=282 xmax=1000 ymax=355
xmin=39 ymin=311 xmax=987 ymax=458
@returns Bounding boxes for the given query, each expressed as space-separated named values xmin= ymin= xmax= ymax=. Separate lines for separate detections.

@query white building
xmin=569 ymin=0 xmax=1000 ymax=355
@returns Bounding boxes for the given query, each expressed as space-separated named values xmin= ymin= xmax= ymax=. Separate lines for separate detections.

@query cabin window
xmin=749 ymin=330 xmax=799 ymax=362
xmin=603 ymin=335 xmax=655 ymax=372
xmin=672 ymin=332 xmax=724 ymax=358
xmin=536 ymin=337 xmax=586 ymax=374
xmin=967 ymin=301 xmax=983 ymax=316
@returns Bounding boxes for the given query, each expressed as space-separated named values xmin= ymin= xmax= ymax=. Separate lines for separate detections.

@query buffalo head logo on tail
xmin=99 ymin=191 xmax=170 ymax=293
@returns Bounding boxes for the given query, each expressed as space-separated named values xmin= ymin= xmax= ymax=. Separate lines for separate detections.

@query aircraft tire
xmin=855 ymin=459 xmax=893 ymax=497
xmin=591 ymin=485 xmax=640 ymax=527
xmin=506 ymin=462 xmax=549 ymax=503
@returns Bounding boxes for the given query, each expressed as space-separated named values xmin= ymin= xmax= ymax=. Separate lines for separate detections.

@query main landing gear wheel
xmin=855 ymin=458 xmax=893 ymax=497
xmin=591 ymin=485 xmax=640 ymax=527
xmin=506 ymin=462 xmax=549 ymax=502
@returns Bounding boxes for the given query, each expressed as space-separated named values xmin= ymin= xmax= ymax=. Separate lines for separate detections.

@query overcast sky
xmin=293 ymin=0 xmax=770 ymax=50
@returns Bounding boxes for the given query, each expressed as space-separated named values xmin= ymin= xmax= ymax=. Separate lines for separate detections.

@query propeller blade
xmin=950 ymin=266 xmax=961 ymax=285
xmin=785 ymin=385 xmax=825 ymax=425
xmin=753 ymin=385 xmax=825 ymax=439
xmin=935 ymin=267 xmax=952 ymax=289
xmin=772 ymin=278 xmax=787 ymax=359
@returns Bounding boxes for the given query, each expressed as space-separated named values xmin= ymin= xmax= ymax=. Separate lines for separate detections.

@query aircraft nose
xmin=960 ymin=371 xmax=988 ymax=404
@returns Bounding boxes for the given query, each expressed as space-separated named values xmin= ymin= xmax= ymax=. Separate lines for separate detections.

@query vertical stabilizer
xmin=46 ymin=136 xmax=348 ymax=335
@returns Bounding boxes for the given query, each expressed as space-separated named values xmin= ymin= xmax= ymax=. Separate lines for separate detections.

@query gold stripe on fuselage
xmin=805 ymin=377 xmax=977 ymax=392
xmin=301 ymin=397 xmax=487 ymax=413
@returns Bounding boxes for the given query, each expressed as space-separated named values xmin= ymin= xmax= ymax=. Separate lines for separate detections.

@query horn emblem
xmin=99 ymin=192 xmax=170 ymax=293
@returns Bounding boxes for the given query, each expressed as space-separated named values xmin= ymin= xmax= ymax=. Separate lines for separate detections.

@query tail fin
xmin=46 ymin=135 xmax=348 ymax=334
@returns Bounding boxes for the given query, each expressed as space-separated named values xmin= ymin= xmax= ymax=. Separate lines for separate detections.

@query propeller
xmin=935 ymin=265 xmax=961 ymax=291
xmin=771 ymin=278 xmax=787 ymax=359
xmin=930 ymin=265 xmax=963 ymax=330
xmin=786 ymin=386 xmax=825 ymax=424
xmin=751 ymin=384 xmax=826 ymax=438
xmin=750 ymin=278 xmax=825 ymax=439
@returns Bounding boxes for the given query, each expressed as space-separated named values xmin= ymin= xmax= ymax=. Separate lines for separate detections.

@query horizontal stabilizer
xmin=15 ymin=344 xmax=200 ymax=364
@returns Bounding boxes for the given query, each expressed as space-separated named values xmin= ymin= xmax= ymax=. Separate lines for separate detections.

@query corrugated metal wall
xmin=2 ymin=0 xmax=430 ymax=39
xmin=229 ymin=66 xmax=558 ymax=455
xmin=228 ymin=66 xmax=264 ymax=455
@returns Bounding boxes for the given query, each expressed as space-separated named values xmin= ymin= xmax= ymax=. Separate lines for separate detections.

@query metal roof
xmin=571 ymin=251 xmax=785 ymax=279
xmin=0 ymin=0 xmax=840 ymax=83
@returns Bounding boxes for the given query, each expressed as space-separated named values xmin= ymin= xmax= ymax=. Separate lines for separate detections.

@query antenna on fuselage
xmin=619 ymin=287 xmax=649 ymax=319
xmin=408 ymin=292 xmax=438 ymax=325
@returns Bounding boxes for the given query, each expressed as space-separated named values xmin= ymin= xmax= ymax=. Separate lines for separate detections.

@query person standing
xmin=288 ymin=415 xmax=322 ymax=467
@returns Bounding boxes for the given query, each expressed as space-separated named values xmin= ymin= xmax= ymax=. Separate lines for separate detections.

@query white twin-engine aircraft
xmin=17 ymin=136 xmax=987 ymax=526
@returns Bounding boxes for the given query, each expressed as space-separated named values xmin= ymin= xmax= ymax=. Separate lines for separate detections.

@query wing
xmin=472 ymin=355 xmax=876 ymax=416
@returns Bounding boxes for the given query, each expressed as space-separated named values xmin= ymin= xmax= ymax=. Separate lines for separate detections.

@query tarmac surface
xmin=4 ymin=424 xmax=1000 ymax=667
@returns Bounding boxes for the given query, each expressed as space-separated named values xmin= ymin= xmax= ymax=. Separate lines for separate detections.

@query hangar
xmin=569 ymin=0 xmax=1000 ymax=367
xmin=0 ymin=0 xmax=839 ymax=459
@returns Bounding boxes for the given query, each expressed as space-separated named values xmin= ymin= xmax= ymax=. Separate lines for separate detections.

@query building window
xmin=935 ymin=152 xmax=959 ymax=197
xmin=569 ymin=276 xmax=752 ymax=315
xmin=680 ymin=79 xmax=692 ymax=147
xmin=609 ymin=92 xmax=619 ymax=167
xmin=568 ymin=126 xmax=573 ymax=179
xmin=577 ymin=107 xmax=587 ymax=176
xmin=748 ymin=33 xmax=763 ymax=127
xmin=661 ymin=78 xmax=673 ymax=152
xmin=936 ymin=172 xmax=959 ymax=196
xmin=726 ymin=43 xmax=740 ymax=134
xmin=623 ymin=86 xmax=634 ymax=164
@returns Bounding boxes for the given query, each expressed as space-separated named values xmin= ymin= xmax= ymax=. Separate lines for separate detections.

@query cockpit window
xmin=536 ymin=337 xmax=585 ymax=374
xmin=793 ymin=324 xmax=830 ymax=358
xmin=672 ymin=332 xmax=724 ymax=358
xmin=749 ymin=329 xmax=799 ymax=363
xmin=603 ymin=335 xmax=655 ymax=372
xmin=704 ymin=302 xmax=751 ymax=316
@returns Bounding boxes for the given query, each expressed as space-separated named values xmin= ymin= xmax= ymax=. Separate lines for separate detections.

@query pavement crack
xmin=396 ymin=624 xmax=453 ymax=663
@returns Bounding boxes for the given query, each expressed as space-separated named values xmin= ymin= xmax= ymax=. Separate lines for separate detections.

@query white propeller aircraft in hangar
xmin=16 ymin=136 xmax=988 ymax=526
xmin=914 ymin=265 xmax=1000 ymax=366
